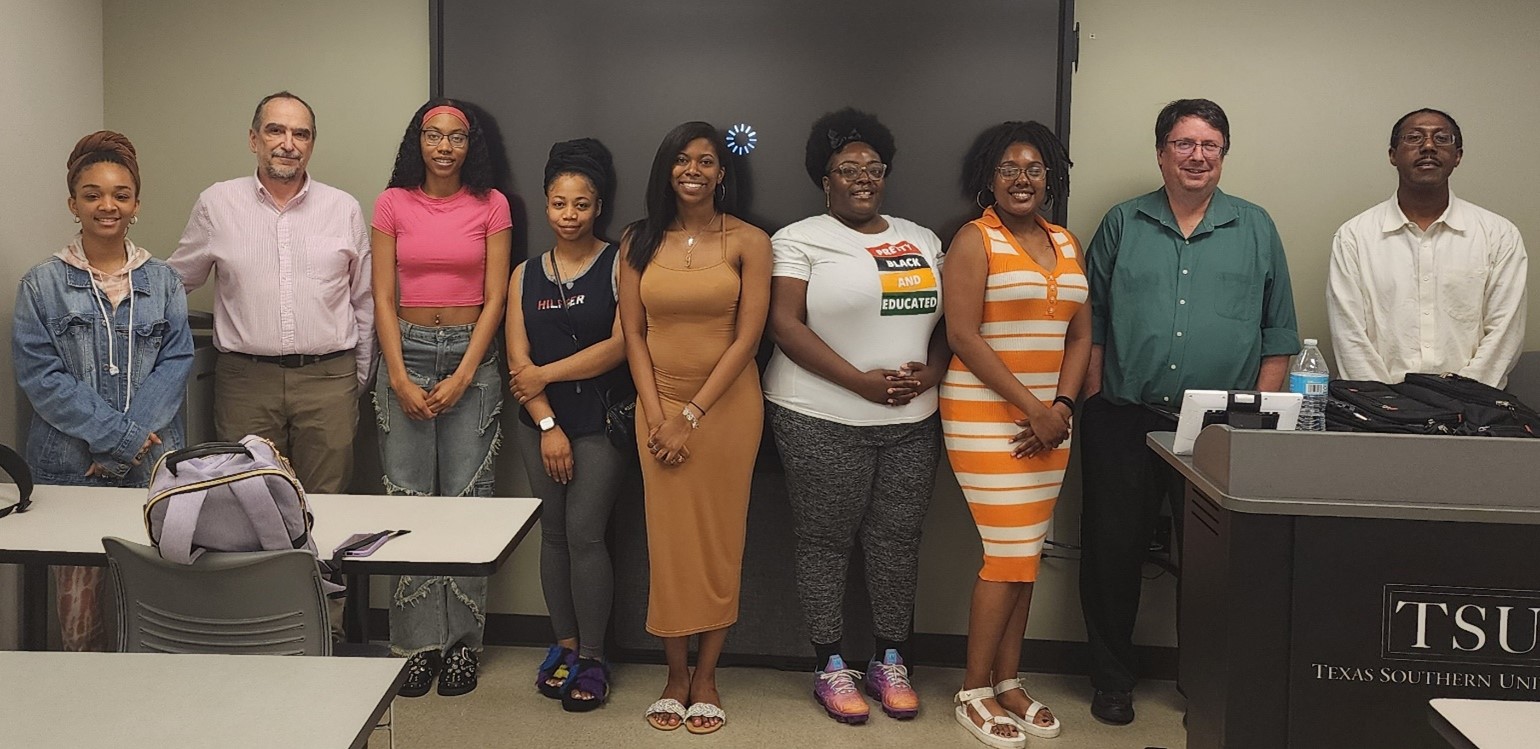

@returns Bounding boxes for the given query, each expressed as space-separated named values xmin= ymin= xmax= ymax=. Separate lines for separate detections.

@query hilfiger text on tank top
xmin=866 ymin=240 xmax=939 ymax=316
xmin=537 ymin=294 xmax=586 ymax=311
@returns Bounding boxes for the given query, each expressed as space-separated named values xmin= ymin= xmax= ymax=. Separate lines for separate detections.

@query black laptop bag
xmin=1326 ymin=380 xmax=1462 ymax=434
xmin=1396 ymin=372 xmax=1540 ymax=437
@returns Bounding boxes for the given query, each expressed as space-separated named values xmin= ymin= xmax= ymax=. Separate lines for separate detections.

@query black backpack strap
xmin=0 ymin=443 xmax=35 ymax=518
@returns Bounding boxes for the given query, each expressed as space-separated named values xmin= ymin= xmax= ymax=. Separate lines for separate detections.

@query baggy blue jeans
xmin=373 ymin=320 xmax=502 ymax=655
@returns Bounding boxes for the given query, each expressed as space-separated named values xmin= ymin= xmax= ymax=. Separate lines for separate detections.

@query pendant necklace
xmin=678 ymin=212 xmax=719 ymax=268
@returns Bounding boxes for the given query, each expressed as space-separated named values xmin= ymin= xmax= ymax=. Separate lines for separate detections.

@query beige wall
xmin=103 ymin=0 xmax=430 ymax=267
xmin=0 ymin=0 xmax=104 ymax=650
xmin=1066 ymin=0 xmax=1540 ymax=357
xmin=20 ymin=0 xmax=1539 ymax=645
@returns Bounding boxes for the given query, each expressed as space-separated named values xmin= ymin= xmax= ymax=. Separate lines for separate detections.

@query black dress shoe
xmin=1091 ymin=689 xmax=1135 ymax=725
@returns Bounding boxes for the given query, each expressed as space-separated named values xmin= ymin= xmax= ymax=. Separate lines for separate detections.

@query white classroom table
xmin=1430 ymin=698 xmax=1540 ymax=749
xmin=0 ymin=484 xmax=541 ymax=649
xmin=3 ymin=650 xmax=405 ymax=749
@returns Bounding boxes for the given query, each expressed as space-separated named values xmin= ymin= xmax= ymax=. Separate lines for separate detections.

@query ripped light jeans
xmin=374 ymin=319 xmax=503 ymax=655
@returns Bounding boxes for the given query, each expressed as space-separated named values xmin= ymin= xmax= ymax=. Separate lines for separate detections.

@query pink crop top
xmin=372 ymin=186 xmax=512 ymax=306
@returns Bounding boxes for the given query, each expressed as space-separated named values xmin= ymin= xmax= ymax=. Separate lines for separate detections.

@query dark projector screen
xmin=435 ymin=0 xmax=1072 ymax=259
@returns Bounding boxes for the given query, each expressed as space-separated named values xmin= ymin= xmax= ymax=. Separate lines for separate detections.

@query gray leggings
xmin=769 ymin=403 xmax=942 ymax=646
xmin=515 ymin=423 xmax=626 ymax=659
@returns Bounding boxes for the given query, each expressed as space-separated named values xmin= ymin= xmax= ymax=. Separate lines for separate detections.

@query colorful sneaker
xmin=813 ymin=655 xmax=870 ymax=724
xmin=866 ymin=649 xmax=920 ymax=719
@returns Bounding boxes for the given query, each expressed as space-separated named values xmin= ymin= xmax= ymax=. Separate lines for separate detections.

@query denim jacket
xmin=12 ymin=255 xmax=194 ymax=486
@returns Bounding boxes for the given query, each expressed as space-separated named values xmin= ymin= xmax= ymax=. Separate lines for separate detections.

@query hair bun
xmin=544 ymin=137 xmax=616 ymax=202
xmin=66 ymin=130 xmax=141 ymax=193
xmin=68 ymin=130 xmax=137 ymax=171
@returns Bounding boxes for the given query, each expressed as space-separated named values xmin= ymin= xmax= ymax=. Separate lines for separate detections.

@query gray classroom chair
xmin=104 ymin=537 xmax=394 ymax=748
xmin=104 ymin=536 xmax=332 ymax=655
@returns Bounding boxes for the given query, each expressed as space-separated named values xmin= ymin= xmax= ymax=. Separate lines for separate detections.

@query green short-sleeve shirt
xmin=1086 ymin=188 xmax=1301 ymax=407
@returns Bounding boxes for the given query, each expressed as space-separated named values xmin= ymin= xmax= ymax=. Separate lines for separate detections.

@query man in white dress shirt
xmin=1327 ymin=108 xmax=1527 ymax=388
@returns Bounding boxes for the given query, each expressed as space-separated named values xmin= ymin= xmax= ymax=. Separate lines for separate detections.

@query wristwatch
xmin=538 ymin=416 xmax=556 ymax=432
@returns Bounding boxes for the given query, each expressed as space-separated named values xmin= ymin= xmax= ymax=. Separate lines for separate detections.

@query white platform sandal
xmin=954 ymin=687 xmax=1027 ymax=749
xmin=994 ymin=677 xmax=1062 ymax=739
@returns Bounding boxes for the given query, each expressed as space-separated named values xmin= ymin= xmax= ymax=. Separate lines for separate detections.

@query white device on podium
xmin=1172 ymin=390 xmax=1303 ymax=455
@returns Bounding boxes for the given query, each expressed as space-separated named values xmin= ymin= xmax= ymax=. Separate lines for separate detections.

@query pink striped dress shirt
xmin=169 ymin=174 xmax=375 ymax=384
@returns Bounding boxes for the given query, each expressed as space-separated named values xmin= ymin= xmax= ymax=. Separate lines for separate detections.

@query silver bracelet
xmin=682 ymin=405 xmax=701 ymax=429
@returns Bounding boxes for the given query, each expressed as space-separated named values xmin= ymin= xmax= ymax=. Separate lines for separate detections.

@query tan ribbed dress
xmin=638 ymin=245 xmax=762 ymax=637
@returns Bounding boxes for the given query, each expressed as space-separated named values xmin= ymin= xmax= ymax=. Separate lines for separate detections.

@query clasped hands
xmin=86 ymin=432 xmax=161 ymax=477
xmin=857 ymin=360 xmax=940 ymax=407
xmin=1012 ymin=403 xmax=1072 ymax=459
xmin=645 ymin=413 xmax=692 ymax=468
xmin=394 ymin=372 xmax=471 ymax=421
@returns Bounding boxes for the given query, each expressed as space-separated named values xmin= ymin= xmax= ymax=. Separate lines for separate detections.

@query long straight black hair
xmin=624 ymin=121 xmax=737 ymax=272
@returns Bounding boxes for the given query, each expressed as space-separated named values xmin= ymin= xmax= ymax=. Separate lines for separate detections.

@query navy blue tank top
xmin=520 ymin=244 xmax=632 ymax=437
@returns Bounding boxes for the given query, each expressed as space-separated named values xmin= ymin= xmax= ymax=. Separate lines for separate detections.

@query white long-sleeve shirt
xmin=1327 ymin=192 xmax=1527 ymax=388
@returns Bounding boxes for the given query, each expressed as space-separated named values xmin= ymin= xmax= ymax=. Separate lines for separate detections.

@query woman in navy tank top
xmin=506 ymin=138 xmax=631 ymax=712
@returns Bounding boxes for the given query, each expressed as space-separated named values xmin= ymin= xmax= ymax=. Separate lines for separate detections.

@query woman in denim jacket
xmin=11 ymin=131 xmax=194 ymax=650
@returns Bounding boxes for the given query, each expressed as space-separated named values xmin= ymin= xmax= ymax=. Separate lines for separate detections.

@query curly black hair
xmin=386 ymin=98 xmax=498 ymax=197
xmin=803 ymin=108 xmax=896 ymax=188
xmin=960 ymin=121 xmax=1072 ymax=209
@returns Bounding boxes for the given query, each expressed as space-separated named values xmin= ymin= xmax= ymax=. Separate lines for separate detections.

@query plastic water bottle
xmin=1289 ymin=338 xmax=1329 ymax=431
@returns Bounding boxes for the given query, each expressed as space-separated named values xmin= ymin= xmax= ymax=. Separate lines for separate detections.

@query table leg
xmin=22 ymin=564 xmax=48 ymax=651
xmin=345 ymin=573 xmax=370 ymax=644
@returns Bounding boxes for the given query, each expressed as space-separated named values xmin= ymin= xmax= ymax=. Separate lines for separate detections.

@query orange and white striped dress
xmin=940 ymin=207 xmax=1087 ymax=582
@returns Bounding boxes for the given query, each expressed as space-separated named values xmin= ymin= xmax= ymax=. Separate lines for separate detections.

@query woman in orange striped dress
xmin=940 ymin=121 xmax=1090 ymax=749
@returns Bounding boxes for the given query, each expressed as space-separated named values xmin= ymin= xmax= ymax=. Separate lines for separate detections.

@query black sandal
xmin=561 ymin=657 xmax=611 ymax=713
xmin=437 ymin=641 xmax=480 ymax=697
xmin=536 ymin=644 xmax=576 ymax=699
xmin=398 ymin=650 xmax=440 ymax=698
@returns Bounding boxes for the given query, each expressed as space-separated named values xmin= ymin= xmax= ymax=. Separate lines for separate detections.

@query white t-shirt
xmin=764 ymin=214 xmax=945 ymax=425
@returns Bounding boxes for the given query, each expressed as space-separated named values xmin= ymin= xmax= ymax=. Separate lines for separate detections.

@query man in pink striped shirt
xmin=168 ymin=91 xmax=374 ymax=493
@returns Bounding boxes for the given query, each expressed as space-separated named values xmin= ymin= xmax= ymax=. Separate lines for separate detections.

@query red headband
xmin=422 ymin=105 xmax=470 ymax=130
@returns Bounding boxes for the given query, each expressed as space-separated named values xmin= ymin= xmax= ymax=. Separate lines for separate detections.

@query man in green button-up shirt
xmin=1077 ymin=99 xmax=1300 ymax=726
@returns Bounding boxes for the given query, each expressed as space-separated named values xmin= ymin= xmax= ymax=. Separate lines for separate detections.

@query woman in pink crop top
xmin=369 ymin=98 xmax=512 ymax=698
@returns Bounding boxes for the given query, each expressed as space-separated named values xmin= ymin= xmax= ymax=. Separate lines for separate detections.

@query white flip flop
xmin=644 ymin=698 xmax=687 ymax=731
xmin=684 ymin=701 xmax=726 ymax=735
xmin=995 ymin=677 xmax=1063 ymax=739
xmin=954 ymin=686 xmax=1026 ymax=749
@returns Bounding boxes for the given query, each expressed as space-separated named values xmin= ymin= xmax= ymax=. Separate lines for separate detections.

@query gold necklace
xmin=677 ymin=212 xmax=719 ymax=267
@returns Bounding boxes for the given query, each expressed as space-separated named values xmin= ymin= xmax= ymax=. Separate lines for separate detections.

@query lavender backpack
xmin=144 ymin=436 xmax=342 ymax=595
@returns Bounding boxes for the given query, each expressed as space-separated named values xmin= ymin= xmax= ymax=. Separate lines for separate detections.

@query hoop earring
xmin=129 ymin=216 xmax=137 ymax=225
xmin=975 ymin=190 xmax=992 ymax=209
xmin=715 ymin=182 xmax=726 ymax=202
xmin=72 ymin=215 xmax=80 ymax=224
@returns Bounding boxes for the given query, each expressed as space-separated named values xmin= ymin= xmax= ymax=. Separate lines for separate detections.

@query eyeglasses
xmin=422 ymin=130 xmax=469 ymax=149
xmin=1166 ymin=139 xmax=1225 ymax=157
xmin=1398 ymin=131 xmax=1457 ymax=147
xmin=995 ymin=164 xmax=1048 ymax=181
xmin=829 ymin=162 xmax=888 ymax=181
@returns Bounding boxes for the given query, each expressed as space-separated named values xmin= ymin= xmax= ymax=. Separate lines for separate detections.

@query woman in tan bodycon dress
xmin=619 ymin=121 xmax=771 ymax=735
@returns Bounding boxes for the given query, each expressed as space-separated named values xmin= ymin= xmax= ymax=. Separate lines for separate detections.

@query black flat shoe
xmin=398 ymin=651 xmax=440 ymax=698
xmin=1091 ymin=689 xmax=1135 ymax=725
xmin=437 ymin=642 xmax=480 ymax=697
